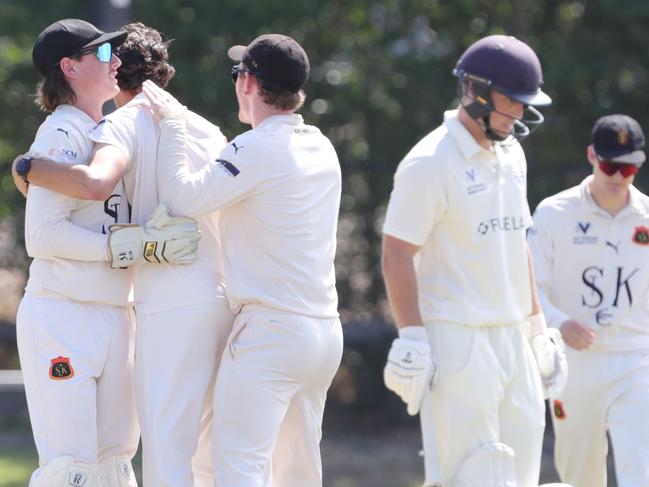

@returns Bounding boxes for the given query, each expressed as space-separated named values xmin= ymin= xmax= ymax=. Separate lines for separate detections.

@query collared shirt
xmin=157 ymin=114 xmax=341 ymax=319
xmin=383 ymin=110 xmax=533 ymax=326
xmin=529 ymin=176 xmax=649 ymax=352
xmin=89 ymin=94 xmax=228 ymax=315
xmin=25 ymin=105 xmax=131 ymax=306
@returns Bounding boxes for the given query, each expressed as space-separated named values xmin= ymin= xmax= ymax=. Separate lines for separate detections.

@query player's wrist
xmin=528 ymin=314 xmax=547 ymax=337
xmin=398 ymin=325 xmax=428 ymax=342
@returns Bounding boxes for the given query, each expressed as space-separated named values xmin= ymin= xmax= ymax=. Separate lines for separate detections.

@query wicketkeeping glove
xmin=108 ymin=204 xmax=201 ymax=269
xmin=529 ymin=314 xmax=569 ymax=399
xmin=384 ymin=326 xmax=437 ymax=415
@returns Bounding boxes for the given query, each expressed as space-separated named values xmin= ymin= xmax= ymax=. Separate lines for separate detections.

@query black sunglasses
xmin=231 ymin=64 xmax=255 ymax=84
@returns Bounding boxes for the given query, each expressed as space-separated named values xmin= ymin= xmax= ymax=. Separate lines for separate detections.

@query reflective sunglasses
xmin=77 ymin=42 xmax=113 ymax=63
xmin=230 ymin=64 xmax=256 ymax=83
xmin=598 ymin=159 xmax=640 ymax=177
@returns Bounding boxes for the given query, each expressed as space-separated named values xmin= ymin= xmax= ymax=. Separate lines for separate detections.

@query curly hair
xmin=115 ymin=22 xmax=175 ymax=92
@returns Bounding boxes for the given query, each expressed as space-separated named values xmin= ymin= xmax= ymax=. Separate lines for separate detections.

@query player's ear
xmin=243 ymin=73 xmax=257 ymax=95
xmin=586 ymin=144 xmax=597 ymax=168
xmin=60 ymin=57 xmax=77 ymax=79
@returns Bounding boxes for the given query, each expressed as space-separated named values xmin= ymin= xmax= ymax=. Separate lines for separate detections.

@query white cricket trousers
xmin=552 ymin=347 xmax=649 ymax=487
xmin=134 ymin=300 xmax=234 ymax=487
xmin=212 ymin=305 xmax=343 ymax=487
xmin=16 ymin=293 xmax=139 ymax=478
xmin=423 ymin=321 xmax=545 ymax=487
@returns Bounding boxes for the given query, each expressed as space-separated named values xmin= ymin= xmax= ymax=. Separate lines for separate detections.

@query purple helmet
xmin=453 ymin=35 xmax=551 ymax=141
xmin=454 ymin=35 xmax=551 ymax=106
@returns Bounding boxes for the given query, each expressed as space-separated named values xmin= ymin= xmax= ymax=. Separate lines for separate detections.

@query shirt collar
xmin=579 ymin=175 xmax=648 ymax=218
xmin=56 ymin=104 xmax=98 ymax=126
xmin=443 ymin=110 xmax=485 ymax=160
xmin=256 ymin=114 xmax=304 ymax=130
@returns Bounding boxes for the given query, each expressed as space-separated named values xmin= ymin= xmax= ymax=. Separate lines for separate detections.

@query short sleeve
xmin=383 ymin=157 xmax=448 ymax=246
xmin=29 ymin=123 xmax=85 ymax=164
xmin=89 ymin=106 xmax=138 ymax=162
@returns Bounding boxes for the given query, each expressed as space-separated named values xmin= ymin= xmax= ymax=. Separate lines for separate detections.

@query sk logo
xmin=553 ymin=399 xmax=566 ymax=420
xmin=577 ymin=222 xmax=590 ymax=234
xmin=465 ymin=168 xmax=476 ymax=183
xmin=618 ymin=129 xmax=629 ymax=145
xmin=632 ymin=226 xmax=649 ymax=245
xmin=49 ymin=356 xmax=74 ymax=380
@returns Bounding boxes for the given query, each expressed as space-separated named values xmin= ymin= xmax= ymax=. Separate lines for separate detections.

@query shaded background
xmin=0 ymin=0 xmax=642 ymax=485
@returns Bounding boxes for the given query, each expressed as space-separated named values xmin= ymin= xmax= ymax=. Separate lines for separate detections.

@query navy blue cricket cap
xmin=592 ymin=114 xmax=646 ymax=165
xmin=33 ymin=18 xmax=128 ymax=76
xmin=227 ymin=34 xmax=310 ymax=93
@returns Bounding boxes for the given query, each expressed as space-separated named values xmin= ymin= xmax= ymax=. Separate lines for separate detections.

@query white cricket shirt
xmin=25 ymin=105 xmax=131 ymax=306
xmin=529 ymin=176 xmax=649 ymax=352
xmin=158 ymin=114 xmax=341 ymax=319
xmin=90 ymin=95 xmax=228 ymax=315
xmin=383 ymin=110 xmax=533 ymax=327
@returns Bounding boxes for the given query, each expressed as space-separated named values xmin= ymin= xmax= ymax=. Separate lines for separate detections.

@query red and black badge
xmin=49 ymin=356 xmax=74 ymax=380
xmin=632 ymin=226 xmax=649 ymax=245
xmin=553 ymin=399 xmax=566 ymax=420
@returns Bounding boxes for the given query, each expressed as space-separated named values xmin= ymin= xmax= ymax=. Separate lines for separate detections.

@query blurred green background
xmin=0 ymin=0 xmax=642 ymax=484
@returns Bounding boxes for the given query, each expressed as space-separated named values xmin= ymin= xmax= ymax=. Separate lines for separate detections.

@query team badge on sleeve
xmin=49 ymin=356 xmax=75 ymax=380
xmin=553 ymin=399 xmax=566 ymax=420
xmin=632 ymin=226 xmax=649 ymax=245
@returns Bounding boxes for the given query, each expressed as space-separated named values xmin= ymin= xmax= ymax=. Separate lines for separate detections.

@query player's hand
xmin=11 ymin=154 xmax=28 ymax=198
xmin=141 ymin=80 xmax=187 ymax=123
xmin=108 ymin=203 xmax=201 ymax=268
xmin=560 ymin=319 xmax=596 ymax=350
xmin=384 ymin=326 xmax=437 ymax=415
xmin=528 ymin=315 xmax=568 ymax=398
xmin=531 ymin=327 xmax=568 ymax=398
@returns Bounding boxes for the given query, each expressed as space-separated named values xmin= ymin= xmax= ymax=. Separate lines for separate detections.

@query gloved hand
xmin=108 ymin=203 xmax=201 ymax=268
xmin=384 ymin=326 xmax=437 ymax=415
xmin=529 ymin=314 xmax=569 ymax=398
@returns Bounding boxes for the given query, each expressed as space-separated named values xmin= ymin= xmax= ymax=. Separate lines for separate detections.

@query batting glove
xmin=108 ymin=203 xmax=201 ymax=269
xmin=529 ymin=314 xmax=569 ymax=399
xmin=384 ymin=326 xmax=437 ymax=415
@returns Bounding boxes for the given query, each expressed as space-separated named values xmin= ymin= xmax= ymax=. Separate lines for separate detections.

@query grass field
xmin=0 ymin=407 xmax=617 ymax=487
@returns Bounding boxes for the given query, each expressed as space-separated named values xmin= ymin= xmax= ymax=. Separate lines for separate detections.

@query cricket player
xmin=529 ymin=114 xmax=649 ymax=487
xmin=381 ymin=35 xmax=567 ymax=487
xmin=16 ymin=19 xmax=202 ymax=487
xmin=14 ymin=22 xmax=233 ymax=486
xmin=142 ymin=33 xmax=343 ymax=487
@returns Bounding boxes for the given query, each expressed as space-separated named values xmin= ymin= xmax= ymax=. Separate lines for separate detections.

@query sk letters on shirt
xmin=25 ymin=105 xmax=130 ymax=306
xmin=90 ymin=94 xmax=228 ymax=315
xmin=383 ymin=110 xmax=533 ymax=327
xmin=529 ymin=176 xmax=649 ymax=352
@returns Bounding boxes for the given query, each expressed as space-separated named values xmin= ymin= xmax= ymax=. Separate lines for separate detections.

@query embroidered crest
xmin=618 ymin=129 xmax=629 ymax=145
xmin=49 ymin=356 xmax=74 ymax=380
xmin=632 ymin=226 xmax=649 ymax=245
xmin=553 ymin=399 xmax=566 ymax=420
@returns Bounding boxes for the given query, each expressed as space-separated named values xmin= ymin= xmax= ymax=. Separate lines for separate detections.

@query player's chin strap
xmin=456 ymin=73 xmax=544 ymax=144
